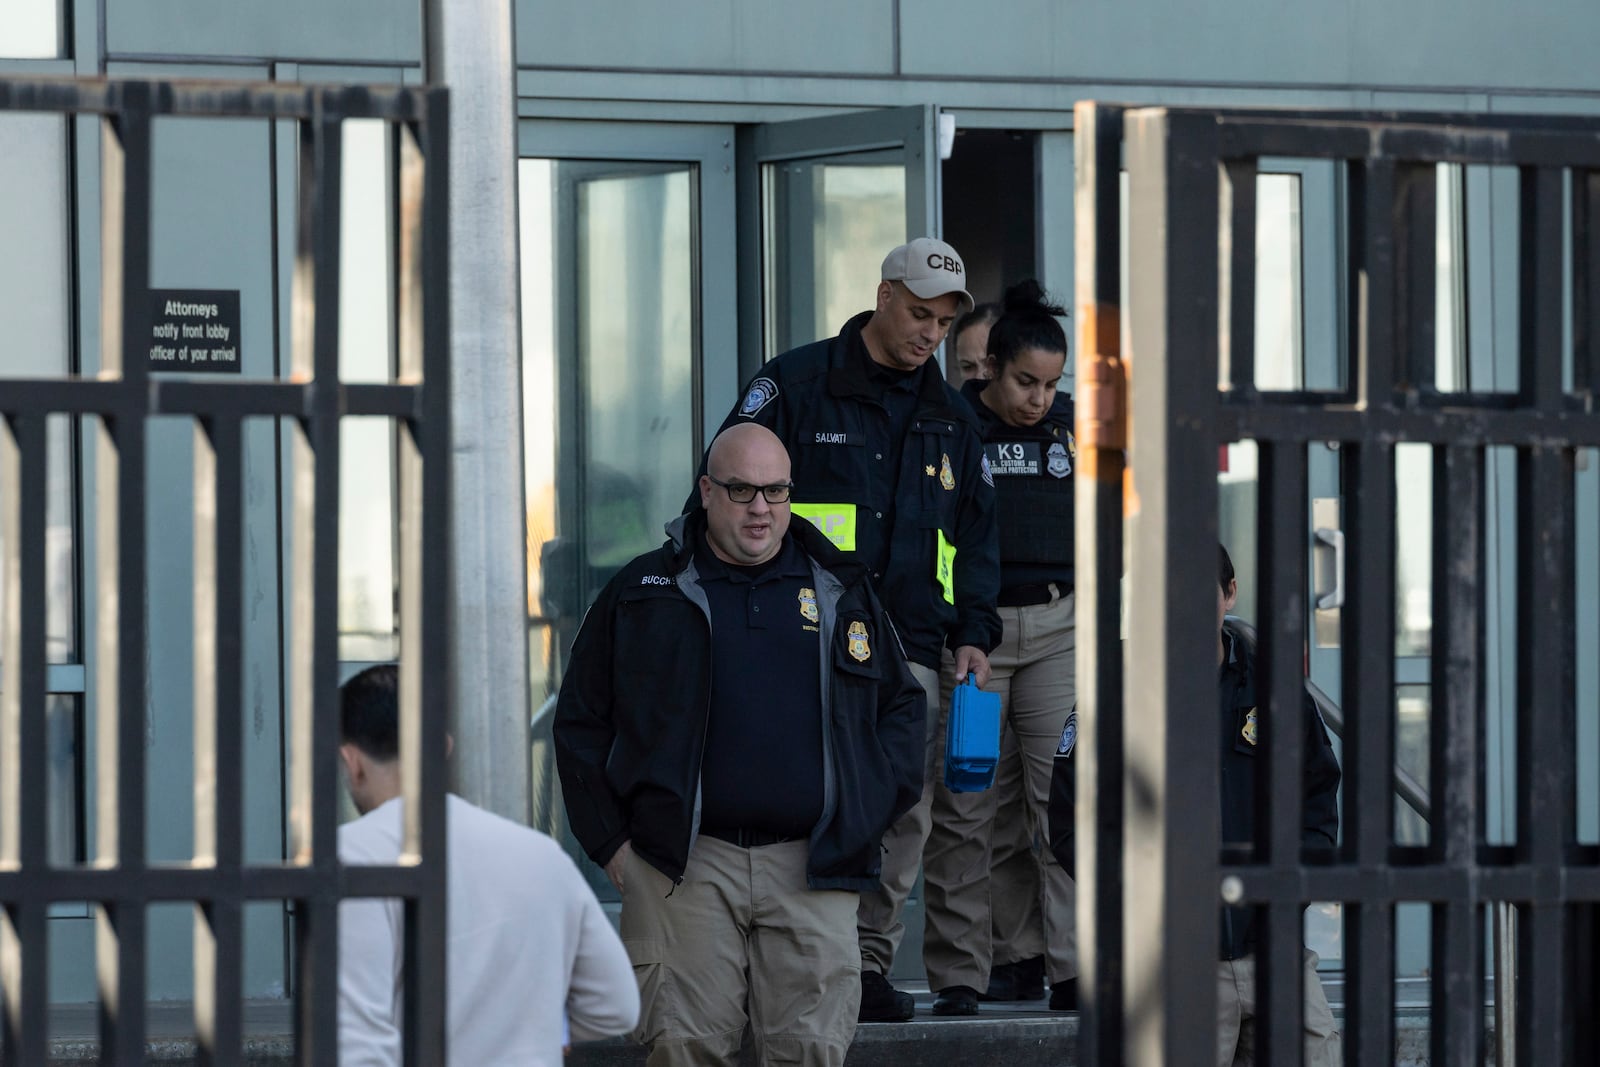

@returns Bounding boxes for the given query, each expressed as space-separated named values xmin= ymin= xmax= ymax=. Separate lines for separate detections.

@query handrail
xmin=1302 ymin=677 xmax=1432 ymax=824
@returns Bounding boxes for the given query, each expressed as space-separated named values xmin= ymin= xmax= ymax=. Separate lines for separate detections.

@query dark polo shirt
xmin=695 ymin=534 xmax=825 ymax=838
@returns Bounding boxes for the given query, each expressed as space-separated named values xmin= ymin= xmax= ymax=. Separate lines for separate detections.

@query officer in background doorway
xmin=705 ymin=238 xmax=1002 ymax=1022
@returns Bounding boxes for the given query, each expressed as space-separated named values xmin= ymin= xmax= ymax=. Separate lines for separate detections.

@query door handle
xmin=1313 ymin=526 xmax=1345 ymax=610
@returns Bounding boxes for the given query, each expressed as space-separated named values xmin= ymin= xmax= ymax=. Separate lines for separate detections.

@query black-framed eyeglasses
xmin=706 ymin=474 xmax=793 ymax=504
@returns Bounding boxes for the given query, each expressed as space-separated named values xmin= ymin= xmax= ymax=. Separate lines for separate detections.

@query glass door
xmin=744 ymin=106 xmax=941 ymax=374
xmin=518 ymin=121 xmax=736 ymax=894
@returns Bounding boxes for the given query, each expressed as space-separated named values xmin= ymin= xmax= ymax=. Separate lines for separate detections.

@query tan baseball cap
xmin=881 ymin=237 xmax=974 ymax=314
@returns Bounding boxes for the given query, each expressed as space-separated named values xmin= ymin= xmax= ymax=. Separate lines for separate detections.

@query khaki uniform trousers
xmin=988 ymin=720 xmax=1045 ymax=967
xmin=621 ymin=838 xmax=860 ymax=1067
xmin=921 ymin=589 xmax=1078 ymax=991
xmin=856 ymin=661 xmax=942 ymax=976
xmin=1217 ymin=950 xmax=1342 ymax=1067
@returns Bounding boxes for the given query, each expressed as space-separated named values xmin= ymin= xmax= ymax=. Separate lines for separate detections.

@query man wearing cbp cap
xmin=703 ymin=237 xmax=1002 ymax=1022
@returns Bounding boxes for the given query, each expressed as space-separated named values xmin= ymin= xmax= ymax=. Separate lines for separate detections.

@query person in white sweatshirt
xmin=337 ymin=664 xmax=639 ymax=1066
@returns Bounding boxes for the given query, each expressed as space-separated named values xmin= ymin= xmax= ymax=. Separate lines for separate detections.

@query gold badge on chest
xmin=798 ymin=587 xmax=819 ymax=624
xmin=939 ymin=453 xmax=955 ymax=491
xmin=1241 ymin=707 xmax=1258 ymax=746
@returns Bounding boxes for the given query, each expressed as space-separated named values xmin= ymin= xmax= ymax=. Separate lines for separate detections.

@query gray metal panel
xmin=900 ymin=0 xmax=1600 ymax=92
xmin=105 ymin=0 xmax=420 ymax=63
xmin=515 ymin=0 xmax=895 ymax=75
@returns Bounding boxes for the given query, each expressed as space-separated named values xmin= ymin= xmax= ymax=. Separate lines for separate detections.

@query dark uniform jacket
xmin=709 ymin=311 xmax=1002 ymax=670
xmin=552 ymin=508 xmax=926 ymax=891
xmin=960 ymin=380 xmax=1075 ymax=593
xmin=1048 ymin=626 xmax=1341 ymax=959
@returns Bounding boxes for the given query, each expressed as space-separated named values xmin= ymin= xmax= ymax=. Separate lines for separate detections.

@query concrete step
xmin=42 ymin=989 xmax=1447 ymax=1065
xmin=568 ymin=988 xmax=1075 ymax=1067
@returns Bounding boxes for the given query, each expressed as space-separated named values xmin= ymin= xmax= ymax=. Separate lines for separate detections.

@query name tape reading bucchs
xmin=148 ymin=288 xmax=242 ymax=374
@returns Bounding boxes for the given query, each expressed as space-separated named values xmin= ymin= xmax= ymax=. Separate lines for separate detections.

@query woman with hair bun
xmin=923 ymin=279 xmax=1078 ymax=1016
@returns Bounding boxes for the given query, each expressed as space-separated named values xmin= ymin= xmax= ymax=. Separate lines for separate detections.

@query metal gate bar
xmin=0 ymin=76 xmax=452 ymax=1065
xmin=1076 ymin=100 xmax=1600 ymax=1065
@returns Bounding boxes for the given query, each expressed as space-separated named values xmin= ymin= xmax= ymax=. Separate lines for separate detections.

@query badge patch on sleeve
xmin=847 ymin=620 xmax=871 ymax=662
xmin=738 ymin=377 xmax=778 ymax=418
xmin=1057 ymin=712 xmax=1078 ymax=757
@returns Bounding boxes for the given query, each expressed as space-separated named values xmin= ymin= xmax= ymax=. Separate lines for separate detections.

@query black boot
xmin=932 ymin=985 xmax=981 ymax=1016
xmin=859 ymin=970 xmax=915 ymax=1022
xmin=1013 ymin=955 xmax=1046 ymax=1001
xmin=978 ymin=961 xmax=1018 ymax=1002
xmin=1048 ymin=976 xmax=1079 ymax=1011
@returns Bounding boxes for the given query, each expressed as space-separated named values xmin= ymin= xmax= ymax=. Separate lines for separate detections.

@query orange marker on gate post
xmin=1075 ymin=302 xmax=1133 ymax=516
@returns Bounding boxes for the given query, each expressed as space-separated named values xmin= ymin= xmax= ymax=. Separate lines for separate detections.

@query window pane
xmin=1254 ymin=173 xmax=1304 ymax=390
xmin=1436 ymin=165 xmax=1468 ymax=391
xmin=336 ymin=121 xmax=397 ymax=660
xmin=1395 ymin=685 xmax=1430 ymax=845
xmin=2 ymin=1 xmax=61 ymax=58
xmin=762 ymin=158 xmax=904 ymax=357
xmin=0 ymin=115 xmax=76 ymax=663
xmin=47 ymin=694 xmax=81 ymax=864
xmin=1395 ymin=444 xmax=1432 ymax=656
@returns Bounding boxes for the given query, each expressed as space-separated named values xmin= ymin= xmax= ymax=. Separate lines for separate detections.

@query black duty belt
xmin=700 ymin=826 xmax=801 ymax=848
xmin=997 ymin=581 xmax=1067 ymax=608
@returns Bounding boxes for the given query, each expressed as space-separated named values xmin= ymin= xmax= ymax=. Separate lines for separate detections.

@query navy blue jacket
xmin=708 ymin=311 xmax=1002 ymax=669
xmin=553 ymin=509 xmax=926 ymax=891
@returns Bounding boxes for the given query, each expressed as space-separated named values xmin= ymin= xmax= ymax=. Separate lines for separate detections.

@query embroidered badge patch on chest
xmin=1046 ymin=441 xmax=1072 ymax=479
xmin=847 ymin=620 xmax=871 ymax=662
xmin=798 ymin=587 xmax=819 ymax=624
xmin=1241 ymin=707 xmax=1259 ymax=746
xmin=939 ymin=453 xmax=955 ymax=491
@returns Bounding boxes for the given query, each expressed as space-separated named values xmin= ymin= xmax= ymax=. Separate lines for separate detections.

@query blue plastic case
xmin=944 ymin=672 xmax=1000 ymax=793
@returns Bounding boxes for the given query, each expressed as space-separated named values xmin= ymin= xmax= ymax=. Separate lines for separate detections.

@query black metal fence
xmin=1074 ymin=102 xmax=1600 ymax=1064
xmin=0 ymin=77 xmax=453 ymax=1065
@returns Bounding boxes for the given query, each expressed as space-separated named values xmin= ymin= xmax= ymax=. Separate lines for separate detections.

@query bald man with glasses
xmin=555 ymin=424 xmax=925 ymax=1067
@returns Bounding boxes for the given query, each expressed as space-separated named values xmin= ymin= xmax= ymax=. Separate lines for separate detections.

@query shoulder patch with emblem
xmin=1057 ymin=711 xmax=1078 ymax=757
xmin=1241 ymin=707 xmax=1258 ymax=746
xmin=847 ymin=620 xmax=871 ymax=662
xmin=798 ymin=587 xmax=819 ymax=624
xmin=738 ymin=376 xmax=778 ymax=418
xmin=939 ymin=452 xmax=955 ymax=491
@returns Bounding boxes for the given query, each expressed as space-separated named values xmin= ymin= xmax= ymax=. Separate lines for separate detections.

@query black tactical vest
xmin=982 ymin=420 xmax=1074 ymax=565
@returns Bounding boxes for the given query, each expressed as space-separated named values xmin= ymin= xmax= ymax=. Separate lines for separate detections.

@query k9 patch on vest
xmin=984 ymin=441 xmax=1043 ymax=476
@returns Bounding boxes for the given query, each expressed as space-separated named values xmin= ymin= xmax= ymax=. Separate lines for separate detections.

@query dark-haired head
xmin=952 ymin=302 xmax=1002 ymax=381
xmin=1219 ymin=544 xmax=1235 ymax=595
xmin=987 ymin=280 xmax=1067 ymax=371
xmin=341 ymin=664 xmax=400 ymax=761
